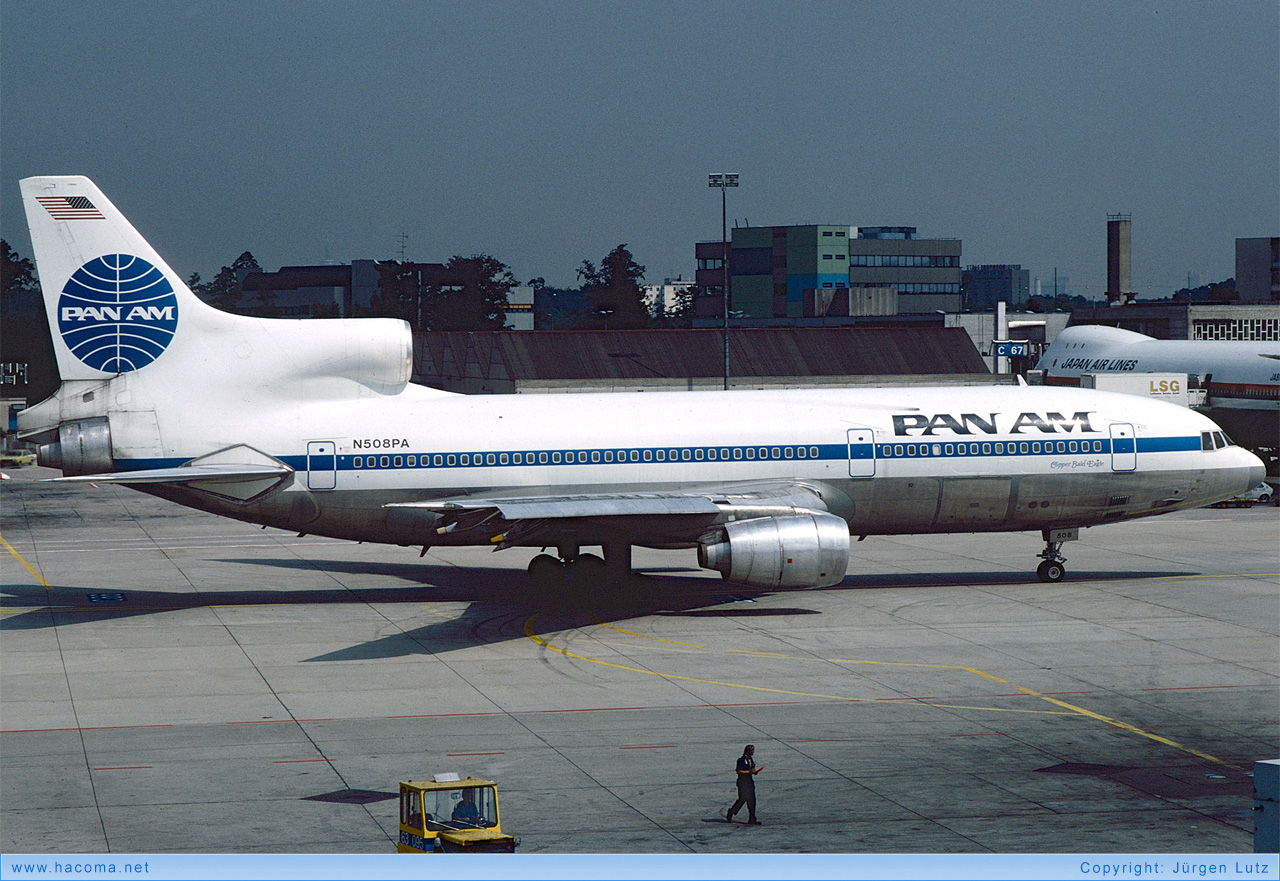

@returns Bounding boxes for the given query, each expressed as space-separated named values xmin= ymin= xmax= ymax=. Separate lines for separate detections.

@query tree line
xmin=1 ymin=240 xmax=59 ymax=401
xmin=4 ymin=238 xmax=702 ymax=332
xmin=183 ymin=243 xmax=695 ymax=331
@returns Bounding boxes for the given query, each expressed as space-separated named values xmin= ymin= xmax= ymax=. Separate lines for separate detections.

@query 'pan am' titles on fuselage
xmin=891 ymin=411 xmax=1096 ymax=435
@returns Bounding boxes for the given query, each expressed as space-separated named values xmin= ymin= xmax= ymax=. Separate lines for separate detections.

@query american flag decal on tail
xmin=36 ymin=195 xmax=105 ymax=220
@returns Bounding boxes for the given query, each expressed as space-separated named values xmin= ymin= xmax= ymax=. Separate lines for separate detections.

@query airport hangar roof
xmin=412 ymin=326 xmax=990 ymax=393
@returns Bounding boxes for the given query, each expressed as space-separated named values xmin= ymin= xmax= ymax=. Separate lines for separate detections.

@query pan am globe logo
xmin=58 ymin=254 xmax=178 ymax=373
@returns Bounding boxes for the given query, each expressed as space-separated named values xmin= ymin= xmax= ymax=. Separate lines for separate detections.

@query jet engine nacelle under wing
xmin=698 ymin=511 xmax=850 ymax=588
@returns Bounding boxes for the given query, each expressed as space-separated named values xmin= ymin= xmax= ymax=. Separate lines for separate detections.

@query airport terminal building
xmin=695 ymin=225 xmax=962 ymax=322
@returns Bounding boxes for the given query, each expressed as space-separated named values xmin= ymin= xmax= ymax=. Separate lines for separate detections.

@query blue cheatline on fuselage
xmin=111 ymin=433 xmax=1202 ymax=475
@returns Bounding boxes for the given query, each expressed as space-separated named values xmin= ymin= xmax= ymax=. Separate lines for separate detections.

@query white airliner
xmin=1037 ymin=324 xmax=1280 ymax=455
xmin=16 ymin=176 xmax=1264 ymax=589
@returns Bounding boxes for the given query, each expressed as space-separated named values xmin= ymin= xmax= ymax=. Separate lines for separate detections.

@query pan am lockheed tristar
xmin=16 ymin=176 xmax=1264 ymax=589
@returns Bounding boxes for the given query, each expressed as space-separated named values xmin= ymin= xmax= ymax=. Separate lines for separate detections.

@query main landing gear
xmin=1035 ymin=527 xmax=1077 ymax=583
xmin=527 ymin=542 xmax=647 ymax=606
xmin=527 ymin=551 xmax=606 ymax=591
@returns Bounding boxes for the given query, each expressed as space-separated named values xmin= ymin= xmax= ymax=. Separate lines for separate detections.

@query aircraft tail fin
xmin=18 ymin=176 xmax=416 ymax=431
xmin=19 ymin=175 xmax=226 ymax=381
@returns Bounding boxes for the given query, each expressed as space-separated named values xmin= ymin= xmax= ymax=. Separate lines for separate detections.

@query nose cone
xmin=1199 ymin=446 xmax=1268 ymax=508
xmin=1231 ymin=445 xmax=1267 ymax=494
xmin=1245 ymin=450 xmax=1266 ymax=491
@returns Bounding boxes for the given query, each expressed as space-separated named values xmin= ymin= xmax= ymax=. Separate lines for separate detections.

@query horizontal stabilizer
xmin=49 ymin=444 xmax=294 ymax=502
xmin=52 ymin=463 xmax=291 ymax=485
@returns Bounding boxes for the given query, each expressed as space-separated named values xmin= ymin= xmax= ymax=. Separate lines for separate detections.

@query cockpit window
xmin=1212 ymin=431 xmax=1226 ymax=450
xmin=1201 ymin=431 xmax=1214 ymax=451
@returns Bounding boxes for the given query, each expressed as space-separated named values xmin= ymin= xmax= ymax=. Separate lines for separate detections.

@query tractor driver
xmin=452 ymin=788 xmax=481 ymax=824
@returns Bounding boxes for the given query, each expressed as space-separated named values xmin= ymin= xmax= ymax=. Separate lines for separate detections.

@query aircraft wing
xmin=387 ymin=481 xmax=834 ymax=548
xmin=389 ymin=493 xmax=722 ymax=520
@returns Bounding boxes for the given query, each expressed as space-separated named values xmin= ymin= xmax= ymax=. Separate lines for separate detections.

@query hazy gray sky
xmin=2 ymin=0 xmax=1276 ymax=297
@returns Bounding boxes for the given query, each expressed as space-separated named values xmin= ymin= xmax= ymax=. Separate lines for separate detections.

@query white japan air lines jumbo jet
xmin=1036 ymin=323 xmax=1280 ymax=455
xmin=17 ymin=176 xmax=1264 ymax=589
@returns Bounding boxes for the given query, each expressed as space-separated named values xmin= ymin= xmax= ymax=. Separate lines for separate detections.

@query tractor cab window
xmin=401 ymin=788 xmax=426 ymax=832
xmin=424 ymin=786 xmax=498 ymax=831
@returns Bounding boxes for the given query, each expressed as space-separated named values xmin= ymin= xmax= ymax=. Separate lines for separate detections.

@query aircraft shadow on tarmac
xmin=0 ymin=558 xmax=1187 ymax=663
xmin=208 ymin=556 xmax=1186 ymax=592
xmin=0 ymin=560 xmax=797 ymax=649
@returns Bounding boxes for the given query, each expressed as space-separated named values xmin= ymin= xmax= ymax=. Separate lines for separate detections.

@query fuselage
xmin=121 ymin=382 xmax=1261 ymax=549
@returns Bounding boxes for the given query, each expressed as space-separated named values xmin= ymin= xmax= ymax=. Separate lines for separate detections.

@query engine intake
xmin=698 ymin=511 xmax=850 ymax=588
xmin=38 ymin=417 xmax=114 ymax=476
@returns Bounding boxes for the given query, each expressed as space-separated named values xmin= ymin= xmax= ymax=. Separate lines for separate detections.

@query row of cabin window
xmin=351 ymin=446 xmax=826 ymax=469
xmin=882 ymin=440 xmax=1106 ymax=458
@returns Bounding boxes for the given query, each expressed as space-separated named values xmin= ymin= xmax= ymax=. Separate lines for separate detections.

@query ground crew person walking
xmin=726 ymin=744 xmax=762 ymax=824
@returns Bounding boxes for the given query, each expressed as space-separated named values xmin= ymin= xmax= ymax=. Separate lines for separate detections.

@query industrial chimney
xmin=1106 ymin=213 xmax=1134 ymax=306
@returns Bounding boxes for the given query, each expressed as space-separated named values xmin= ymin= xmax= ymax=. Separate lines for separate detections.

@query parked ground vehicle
xmin=1210 ymin=483 xmax=1276 ymax=508
xmin=397 ymin=775 xmax=517 ymax=853
xmin=0 ymin=449 xmax=35 ymax=467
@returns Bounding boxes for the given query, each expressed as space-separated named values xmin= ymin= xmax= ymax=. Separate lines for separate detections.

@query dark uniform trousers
xmin=729 ymin=776 xmax=756 ymax=821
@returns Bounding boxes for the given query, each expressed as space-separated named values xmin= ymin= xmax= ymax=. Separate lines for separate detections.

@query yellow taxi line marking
xmin=417 ymin=605 xmax=458 ymax=620
xmin=0 ymin=532 xmax=50 ymax=587
xmin=832 ymin=658 xmax=1010 ymax=683
xmin=597 ymin=622 xmax=707 ymax=647
xmin=925 ymin=703 xmax=1080 ymax=716
xmin=536 ymin=626 xmax=1241 ymax=770
xmin=1002 ymin=682 xmax=1241 ymax=770
xmin=600 ymin=642 xmax=714 ymax=657
xmin=524 ymin=614 xmax=860 ymax=702
xmin=831 ymin=656 xmax=1238 ymax=769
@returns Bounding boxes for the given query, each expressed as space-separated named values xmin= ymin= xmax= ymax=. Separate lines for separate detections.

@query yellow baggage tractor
xmin=397 ymin=775 xmax=518 ymax=853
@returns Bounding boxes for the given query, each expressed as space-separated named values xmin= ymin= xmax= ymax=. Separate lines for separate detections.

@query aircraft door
xmin=847 ymin=429 xmax=875 ymax=477
xmin=1109 ymin=423 xmax=1136 ymax=472
xmin=307 ymin=441 xmax=338 ymax=490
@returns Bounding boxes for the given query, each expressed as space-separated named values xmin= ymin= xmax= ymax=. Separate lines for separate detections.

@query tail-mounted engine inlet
xmin=38 ymin=417 xmax=114 ymax=476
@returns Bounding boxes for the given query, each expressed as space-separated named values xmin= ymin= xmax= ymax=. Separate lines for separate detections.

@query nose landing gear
xmin=1036 ymin=556 xmax=1066 ymax=583
xmin=1035 ymin=527 xmax=1077 ymax=583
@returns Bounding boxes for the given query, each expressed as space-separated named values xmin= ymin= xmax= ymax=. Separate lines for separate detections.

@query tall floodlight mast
xmin=708 ymin=173 xmax=738 ymax=390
